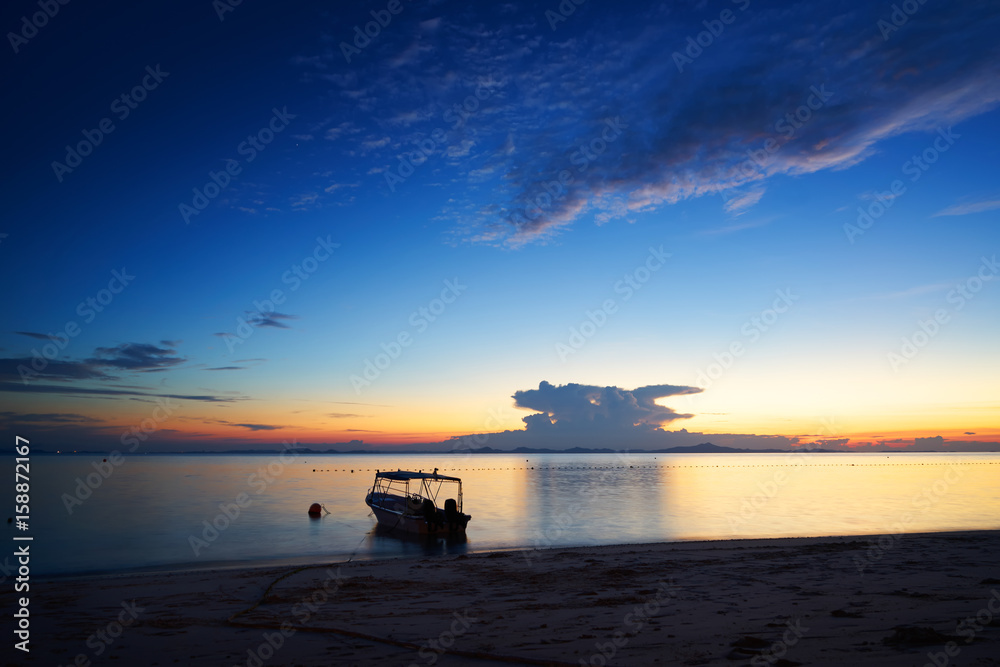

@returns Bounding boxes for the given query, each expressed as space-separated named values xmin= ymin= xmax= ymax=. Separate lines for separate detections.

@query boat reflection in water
xmin=365 ymin=522 xmax=469 ymax=557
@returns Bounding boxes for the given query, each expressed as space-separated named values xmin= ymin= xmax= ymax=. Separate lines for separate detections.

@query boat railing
xmin=369 ymin=471 xmax=465 ymax=515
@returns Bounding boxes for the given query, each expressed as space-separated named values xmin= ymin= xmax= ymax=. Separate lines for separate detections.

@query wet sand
xmin=20 ymin=530 xmax=1000 ymax=666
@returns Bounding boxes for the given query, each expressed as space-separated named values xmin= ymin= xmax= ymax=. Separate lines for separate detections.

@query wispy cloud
xmin=211 ymin=313 xmax=299 ymax=339
xmin=205 ymin=418 xmax=283 ymax=431
xmin=328 ymin=400 xmax=391 ymax=407
xmin=296 ymin=0 xmax=1000 ymax=247
xmin=13 ymin=331 xmax=60 ymax=341
xmin=699 ymin=217 xmax=773 ymax=237
xmin=0 ymin=357 xmax=111 ymax=382
xmin=233 ymin=423 xmax=282 ymax=431
xmin=0 ymin=411 xmax=100 ymax=424
xmin=1 ymin=341 xmax=186 ymax=383
xmin=932 ymin=198 xmax=1000 ymax=217
xmin=88 ymin=342 xmax=184 ymax=372
xmin=250 ymin=312 xmax=298 ymax=329
xmin=0 ymin=381 xmax=240 ymax=402
xmin=723 ymin=190 xmax=766 ymax=215
xmin=290 ymin=193 xmax=319 ymax=210
xmin=324 ymin=182 xmax=360 ymax=193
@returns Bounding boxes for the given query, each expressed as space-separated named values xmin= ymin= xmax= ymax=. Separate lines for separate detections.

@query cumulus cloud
xmin=512 ymin=381 xmax=702 ymax=434
xmin=913 ymin=435 xmax=945 ymax=450
xmin=808 ymin=438 xmax=850 ymax=448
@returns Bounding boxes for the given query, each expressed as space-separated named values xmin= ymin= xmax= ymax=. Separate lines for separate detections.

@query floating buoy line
xmin=308 ymin=461 xmax=997 ymax=473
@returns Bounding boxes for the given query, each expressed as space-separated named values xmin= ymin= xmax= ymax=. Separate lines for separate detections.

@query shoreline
xmin=27 ymin=530 xmax=1000 ymax=666
xmin=33 ymin=527 xmax=999 ymax=583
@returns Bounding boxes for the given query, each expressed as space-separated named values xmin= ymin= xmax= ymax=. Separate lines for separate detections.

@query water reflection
xmin=365 ymin=524 xmax=469 ymax=557
xmin=29 ymin=451 xmax=1000 ymax=575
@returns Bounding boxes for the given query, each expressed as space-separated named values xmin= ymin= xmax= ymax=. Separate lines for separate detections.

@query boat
xmin=365 ymin=468 xmax=471 ymax=535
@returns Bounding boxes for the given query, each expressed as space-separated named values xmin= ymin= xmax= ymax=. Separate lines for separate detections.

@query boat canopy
xmin=374 ymin=470 xmax=462 ymax=482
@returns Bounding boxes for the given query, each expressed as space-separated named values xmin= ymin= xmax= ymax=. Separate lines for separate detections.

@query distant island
xmin=35 ymin=443 xmax=893 ymax=455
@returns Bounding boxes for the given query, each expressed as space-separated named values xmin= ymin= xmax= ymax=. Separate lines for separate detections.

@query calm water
xmin=17 ymin=451 xmax=1000 ymax=576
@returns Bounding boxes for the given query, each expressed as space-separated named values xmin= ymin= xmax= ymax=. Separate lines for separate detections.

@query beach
xmin=19 ymin=530 xmax=1000 ymax=666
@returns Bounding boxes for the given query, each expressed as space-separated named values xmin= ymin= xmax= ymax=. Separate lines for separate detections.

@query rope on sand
xmin=227 ymin=563 xmax=320 ymax=622
xmin=226 ymin=560 xmax=580 ymax=666
xmin=229 ymin=528 xmax=371 ymax=623
xmin=228 ymin=616 xmax=580 ymax=666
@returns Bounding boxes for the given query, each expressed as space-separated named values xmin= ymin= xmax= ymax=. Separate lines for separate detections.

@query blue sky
xmin=2 ymin=0 xmax=999 ymax=451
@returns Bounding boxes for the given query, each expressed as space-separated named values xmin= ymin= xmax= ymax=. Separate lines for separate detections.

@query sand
xmin=16 ymin=531 xmax=1000 ymax=666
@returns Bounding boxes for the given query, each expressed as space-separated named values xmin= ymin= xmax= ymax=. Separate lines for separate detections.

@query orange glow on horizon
xmin=11 ymin=387 xmax=997 ymax=450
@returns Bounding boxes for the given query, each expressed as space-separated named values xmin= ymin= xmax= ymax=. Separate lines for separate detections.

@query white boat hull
xmin=366 ymin=492 xmax=469 ymax=535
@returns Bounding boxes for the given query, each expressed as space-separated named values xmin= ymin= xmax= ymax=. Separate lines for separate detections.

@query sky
xmin=2 ymin=0 xmax=999 ymax=452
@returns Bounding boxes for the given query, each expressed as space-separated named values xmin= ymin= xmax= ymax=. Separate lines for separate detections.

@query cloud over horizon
xmin=512 ymin=381 xmax=702 ymax=434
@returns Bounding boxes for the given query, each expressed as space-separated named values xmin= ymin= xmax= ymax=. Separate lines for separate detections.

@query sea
xmin=18 ymin=451 xmax=1000 ymax=577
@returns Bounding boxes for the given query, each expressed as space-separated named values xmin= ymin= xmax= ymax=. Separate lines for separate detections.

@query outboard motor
xmin=421 ymin=498 xmax=441 ymax=531
xmin=444 ymin=498 xmax=462 ymax=531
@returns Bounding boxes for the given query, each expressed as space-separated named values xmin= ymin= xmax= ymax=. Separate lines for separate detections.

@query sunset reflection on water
xmin=33 ymin=452 xmax=999 ymax=575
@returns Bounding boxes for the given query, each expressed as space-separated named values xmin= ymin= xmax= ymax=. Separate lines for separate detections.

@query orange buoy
xmin=308 ymin=503 xmax=322 ymax=517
